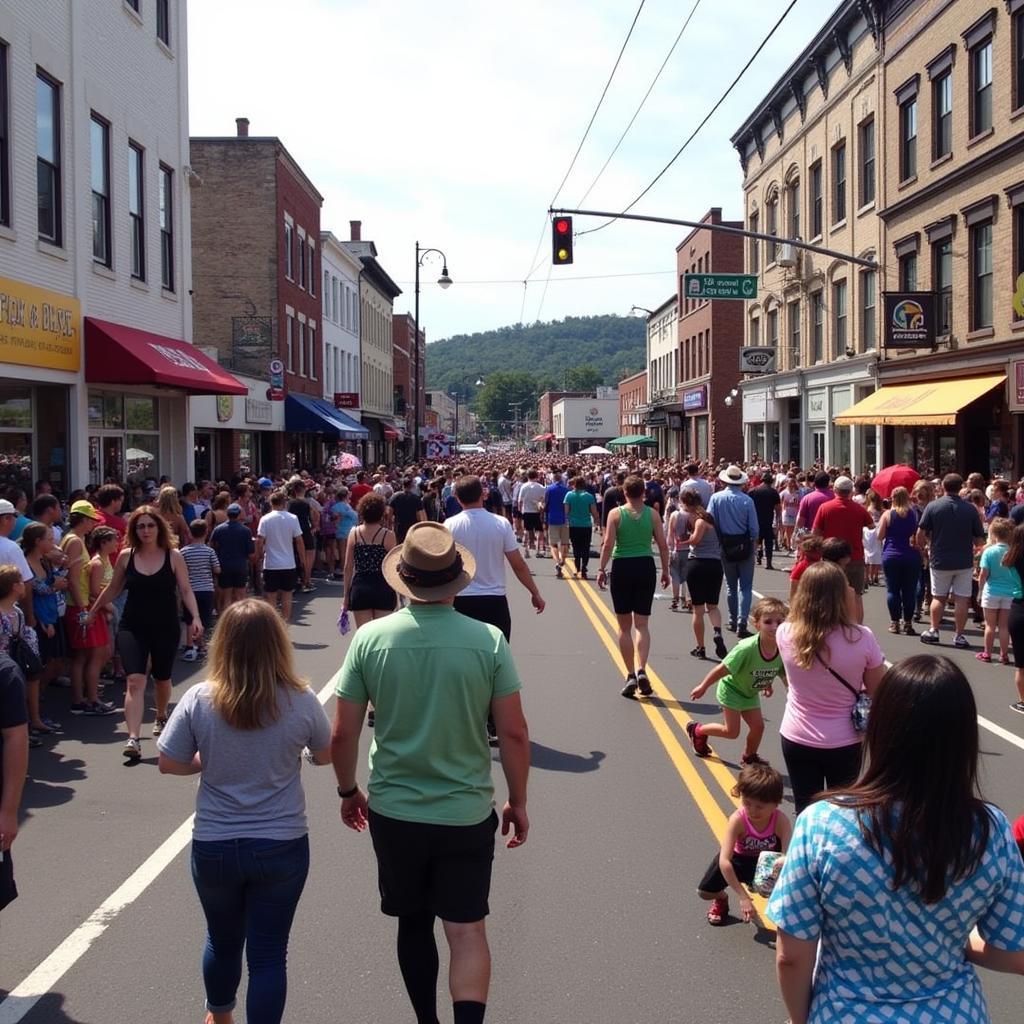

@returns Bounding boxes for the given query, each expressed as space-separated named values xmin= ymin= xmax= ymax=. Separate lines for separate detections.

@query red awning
xmin=384 ymin=428 xmax=399 ymax=441
xmin=85 ymin=317 xmax=247 ymax=396
xmin=532 ymin=433 xmax=555 ymax=442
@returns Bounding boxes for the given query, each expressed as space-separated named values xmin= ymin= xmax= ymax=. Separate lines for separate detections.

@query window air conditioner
xmin=778 ymin=243 xmax=797 ymax=268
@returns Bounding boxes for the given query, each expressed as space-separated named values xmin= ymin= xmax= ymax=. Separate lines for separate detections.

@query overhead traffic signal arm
xmin=552 ymin=216 xmax=573 ymax=265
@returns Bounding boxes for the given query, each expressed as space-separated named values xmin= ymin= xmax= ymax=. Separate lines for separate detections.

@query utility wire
xmin=576 ymin=0 xmax=703 ymax=208
xmin=577 ymin=0 xmax=800 ymax=236
xmin=398 ymin=269 xmax=676 ymax=287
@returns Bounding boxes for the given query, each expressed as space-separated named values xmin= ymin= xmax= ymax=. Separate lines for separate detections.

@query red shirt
xmin=97 ymin=509 xmax=128 ymax=566
xmin=789 ymin=552 xmax=821 ymax=583
xmin=1012 ymin=814 xmax=1024 ymax=854
xmin=812 ymin=497 xmax=874 ymax=561
xmin=349 ymin=483 xmax=373 ymax=507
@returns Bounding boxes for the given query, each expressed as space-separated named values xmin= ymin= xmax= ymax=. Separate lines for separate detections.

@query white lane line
xmin=0 ymin=678 xmax=338 ymax=1023
xmin=977 ymin=714 xmax=1024 ymax=752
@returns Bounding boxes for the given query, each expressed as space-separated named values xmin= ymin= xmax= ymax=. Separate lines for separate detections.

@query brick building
xmin=190 ymin=119 xmax=365 ymax=475
xmin=618 ymin=371 xmax=648 ymax=436
xmin=392 ymin=313 xmax=425 ymax=458
xmin=835 ymin=0 xmax=1024 ymax=479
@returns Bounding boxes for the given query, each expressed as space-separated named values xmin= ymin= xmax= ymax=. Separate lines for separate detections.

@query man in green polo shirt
xmin=331 ymin=522 xmax=530 ymax=1024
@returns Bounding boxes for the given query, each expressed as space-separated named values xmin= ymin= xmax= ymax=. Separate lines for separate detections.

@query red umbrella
xmin=871 ymin=464 xmax=920 ymax=499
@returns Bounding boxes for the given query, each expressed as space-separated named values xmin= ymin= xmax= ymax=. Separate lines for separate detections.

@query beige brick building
xmin=732 ymin=0 xmax=885 ymax=472
xmin=835 ymin=0 xmax=1024 ymax=479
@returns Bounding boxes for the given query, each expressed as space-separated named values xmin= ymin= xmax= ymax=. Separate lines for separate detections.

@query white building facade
xmin=320 ymin=231 xmax=361 ymax=416
xmin=644 ymin=296 xmax=680 ymax=458
xmin=0 ymin=0 xmax=235 ymax=495
xmin=552 ymin=394 xmax=619 ymax=454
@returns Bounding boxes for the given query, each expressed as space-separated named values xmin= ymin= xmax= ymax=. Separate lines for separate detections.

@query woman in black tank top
xmin=89 ymin=506 xmax=201 ymax=762
xmin=342 ymin=494 xmax=396 ymax=626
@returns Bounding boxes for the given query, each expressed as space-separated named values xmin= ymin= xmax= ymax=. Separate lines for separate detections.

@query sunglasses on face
xmin=136 ymin=522 xmax=157 ymax=530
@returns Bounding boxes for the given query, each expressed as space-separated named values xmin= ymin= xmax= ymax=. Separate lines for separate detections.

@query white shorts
xmin=930 ymin=567 xmax=974 ymax=599
xmin=981 ymin=593 xmax=1014 ymax=610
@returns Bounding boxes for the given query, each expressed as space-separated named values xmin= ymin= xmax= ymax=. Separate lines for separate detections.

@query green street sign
xmin=684 ymin=273 xmax=758 ymax=300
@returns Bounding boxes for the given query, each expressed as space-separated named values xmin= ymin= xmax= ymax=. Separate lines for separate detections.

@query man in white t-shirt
xmin=255 ymin=491 xmax=304 ymax=620
xmin=517 ymin=469 xmax=546 ymax=559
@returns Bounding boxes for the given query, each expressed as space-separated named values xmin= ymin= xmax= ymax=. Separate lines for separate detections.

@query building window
xmin=156 ymin=0 xmax=170 ymax=46
xmin=298 ymin=321 xmax=305 ymax=376
xmin=971 ymin=221 xmax=993 ymax=329
xmin=833 ymin=280 xmax=847 ymax=357
xmin=933 ymin=72 xmax=952 ymax=159
xmin=861 ymin=270 xmax=876 ymax=351
xmin=158 ymin=164 xmax=173 ymax=290
xmin=284 ymin=221 xmax=293 ymax=279
xmin=298 ymin=235 xmax=306 ymax=289
xmin=308 ymin=324 xmax=316 ymax=380
xmin=749 ymin=210 xmax=759 ymax=274
xmin=934 ymin=239 xmax=953 ymax=335
xmin=766 ymin=196 xmax=778 ymax=263
xmin=858 ymin=118 xmax=874 ymax=207
xmin=323 ymin=271 xmax=330 ymax=315
xmin=812 ymin=291 xmax=824 ymax=362
xmin=899 ymin=98 xmax=917 ymax=181
xmin=832 ymin=142 xmax=846 ymax=224
xmin=767 ymin=309 xmax=779 ymax=355
xmin=308 ymin=242 xmax=315 ymax=296
xmin=899 ymin=251 xmax=918 ymax=291
xmin=286 ymin=314 xmax=294 ymax=372
xmin=90 ymin=115 xmax=111 ymax=266
xmin=0 ymin=44 xmax=8 ymax=227
xmin=36 ymin=72 xmax=62 ymax=245
xmin=128 ymin=142 xmax=145 ymax=280
xmin=971 ymin=39 xmax=993 ymax=136
xmin=788 ymin=300 xmax=801 ymax=368
xmin=1015 ymin=206 xmax=1024 ymax=318
xmin=810 ymin=161 xmax=823 ymax=238
xmin=750 ymin=318 xmax=760 ymax=348
xmin=1016 ymin=11 xmax=1024 ymax=111
xmin=787 ymin=180 xmax=800 ymax=240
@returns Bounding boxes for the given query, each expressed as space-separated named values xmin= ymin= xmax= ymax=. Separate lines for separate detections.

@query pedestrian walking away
xmin=707 ymin=466 xmax=759 ymax=638
xmin=331 ymin=521 xmax=530 ymax=1024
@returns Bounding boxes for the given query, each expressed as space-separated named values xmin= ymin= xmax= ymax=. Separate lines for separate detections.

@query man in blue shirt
xmin=209 ymin=504 xmax=255 ymax=609
xmin=542 ymin=470 xmax=570 ymax=578
xmin=330 ymin=487 xmax=359 ymax=581
xmin=707 ymin=465 xmax=759 ymax=637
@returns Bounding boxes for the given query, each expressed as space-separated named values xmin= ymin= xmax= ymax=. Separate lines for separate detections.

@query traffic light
xmin=552 ymin=216 xmax=573 ymax=265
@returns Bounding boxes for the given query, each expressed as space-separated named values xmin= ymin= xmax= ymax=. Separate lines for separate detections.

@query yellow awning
xmin=833 ymin=375 xmax=1006 ymax=427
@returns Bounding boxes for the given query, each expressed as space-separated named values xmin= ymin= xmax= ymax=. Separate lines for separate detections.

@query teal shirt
xmin=335 ymin=603 xmax=522 ymax=825
xmin=980 ymin=543 xmax=1022 ymax=599
xmin=563 ymin=489 xmax=596 ymax=527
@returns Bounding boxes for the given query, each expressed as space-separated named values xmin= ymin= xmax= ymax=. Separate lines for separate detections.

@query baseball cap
xmin=227 ymin=502 xmax=242 ymax=516
xmin=258 ymin=477 xmax=273 ymax=488
xmin=833 ymin=475 xmax=855 ymax=493
xmin=70 ymin=499 xmax=102 ymax=520
xmin=0 ymin=499 xmax=15 ymax=516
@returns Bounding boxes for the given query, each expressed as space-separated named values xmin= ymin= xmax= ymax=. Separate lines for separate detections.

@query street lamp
xmin=629 ymin=305 xmax=655 ymax=317
xmin=449 ymin=375 xmax=484 ymax=451
xmin=414 ymin=242 xmax=453 ymax=460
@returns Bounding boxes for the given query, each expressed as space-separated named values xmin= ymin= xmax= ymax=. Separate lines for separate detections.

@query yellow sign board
xmin=0 ymin=276 xmax=81 ymax=372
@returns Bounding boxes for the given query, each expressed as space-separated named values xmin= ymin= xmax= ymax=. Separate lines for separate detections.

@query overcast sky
xmin=187 ymin=0 xmax=822 ymax=342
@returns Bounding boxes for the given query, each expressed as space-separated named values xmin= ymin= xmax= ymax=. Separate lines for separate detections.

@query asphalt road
xmin=2 ymin=547 xmax=1022 ymax=1023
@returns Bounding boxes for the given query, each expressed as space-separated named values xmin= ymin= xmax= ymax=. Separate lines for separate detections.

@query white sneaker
xmin=181 ymin=647 xmax=198 ymax=662
xmin=122 ymin=737 xmax=142 ymax=761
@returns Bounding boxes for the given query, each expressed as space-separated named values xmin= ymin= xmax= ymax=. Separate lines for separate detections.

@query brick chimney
xmin=350 ymin=220 xmax=361 ymax=242
xmin=236 ymin=117 xmax=249 ymax=138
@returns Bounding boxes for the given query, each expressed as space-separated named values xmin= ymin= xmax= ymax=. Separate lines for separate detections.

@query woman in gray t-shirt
xmin=158 ymin=599 xmax=331 ymax=1024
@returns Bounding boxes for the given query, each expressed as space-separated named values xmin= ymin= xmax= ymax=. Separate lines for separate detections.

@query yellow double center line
xmin=564 ymin=570 xmax=774 ymax=924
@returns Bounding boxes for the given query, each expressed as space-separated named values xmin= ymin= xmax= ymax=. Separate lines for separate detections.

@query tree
xmin=564 ymin=364 xmax=603 ymax=391
xmin=473 ymin=371 xmax=539 ymax=436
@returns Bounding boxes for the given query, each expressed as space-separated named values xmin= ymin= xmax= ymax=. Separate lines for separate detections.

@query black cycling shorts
xmin=686 ymin=558 xmax=724 ymax=607
xmin=117 ymin=624 xmax=179 ymax=681
xmin=609 ymin=556 xmax=656 ymax=616
xmin=263 ymin=568 xmax=297 ymax=593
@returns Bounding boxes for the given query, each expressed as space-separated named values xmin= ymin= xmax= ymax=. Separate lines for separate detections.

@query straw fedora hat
xmin=382 ymin=521 xmax=476 ymax=601
xmin=718 ymin=465 xmax=749 ymax=486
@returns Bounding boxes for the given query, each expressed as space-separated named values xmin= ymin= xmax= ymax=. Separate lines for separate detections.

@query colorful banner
xmin=0 ymin=276 xmax=80 ymax=372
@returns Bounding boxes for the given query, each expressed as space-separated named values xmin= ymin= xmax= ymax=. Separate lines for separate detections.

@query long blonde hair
xmin=787 ymin=561 xmax=857 ymax=669
xmin=207 ymin=599 xmax=309 ymax=729
xmin=157 ymin=485 xmax=182 ymax=519
xmin=890 ymin=486 xmax=911 ymax=517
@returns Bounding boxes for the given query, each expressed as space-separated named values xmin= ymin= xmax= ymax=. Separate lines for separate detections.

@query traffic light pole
xmin=548 ymin=207 xmax=879 ymax=269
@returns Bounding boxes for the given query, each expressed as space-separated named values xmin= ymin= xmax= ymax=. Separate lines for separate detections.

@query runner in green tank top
xmin=597 ymin=475 xmax=670 ymax=700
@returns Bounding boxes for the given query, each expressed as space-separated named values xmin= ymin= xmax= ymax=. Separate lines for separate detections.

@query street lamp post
xmin=414 ymin=242 xmax=452 ymax=461
xmin=450 ymin=375 xmax=483 ymax=454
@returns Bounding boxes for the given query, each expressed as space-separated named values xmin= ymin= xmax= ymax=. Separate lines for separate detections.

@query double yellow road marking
xmin=564 ymin=572 xmax=774 ymax=924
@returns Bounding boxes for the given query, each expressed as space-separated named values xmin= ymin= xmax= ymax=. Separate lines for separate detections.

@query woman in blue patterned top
xmin=768 ymin=654 xmax=1024 ymax=1024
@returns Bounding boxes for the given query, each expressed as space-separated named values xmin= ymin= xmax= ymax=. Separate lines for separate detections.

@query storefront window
xmin=125 ymin=395 xmax=157 ymax=430
xmin=696 ymin=416 xmax=708 ymax=460
xmin=937 ymin=434 xmax=957 ymax=476
xmin=238 ymin=431 xmax=254 ymax=474
xmin=0 ymin=434 xmax=32 ymax=489
xmin=125 ymin=434 xmax=158 ymax=483
xmin=832 ymin=425 xmax=851 ymax=471
xmin=749 ymin=424 xmax=765 ymax=459
xmin=0 ymin=387 xmax=31 ymax=428
xmin=861 ymin=427 xmax=877 ymax=476
xmin=88 ymin=390 xmax=125 ymax=429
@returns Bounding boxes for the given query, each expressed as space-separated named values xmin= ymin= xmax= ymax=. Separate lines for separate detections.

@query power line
xmin=578 ymin=0 xmax=800 ymax=237
xmin=398 ymin=269 xmax=675 ymax=286
xmin=576 ymin=0 xmax=703 ymax=208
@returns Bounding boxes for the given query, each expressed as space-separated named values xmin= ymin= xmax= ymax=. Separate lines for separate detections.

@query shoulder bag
xmin=5 ymin=609 xmax=41 ymax=682
xmin=713 ymin=514 xmax=753 ymax=563
xmin=817 ymin=653 xmax=870 ymax=732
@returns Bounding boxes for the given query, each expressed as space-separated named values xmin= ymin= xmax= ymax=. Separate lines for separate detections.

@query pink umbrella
xmin=337 ymin=452 xmax=361 ymax=471
xmin=871 ymin=464 xmax=920 ymax=499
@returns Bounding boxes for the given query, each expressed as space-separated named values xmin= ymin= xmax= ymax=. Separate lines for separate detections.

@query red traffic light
xmin=551 ymin=216 xmax=573 ymax=265
xmin=554 ymin=218 xmax=571 ymax=235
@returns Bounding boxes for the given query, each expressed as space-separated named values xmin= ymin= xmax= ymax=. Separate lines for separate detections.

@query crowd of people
xmin=2 ymin=450 xmax=1024 ymax=1023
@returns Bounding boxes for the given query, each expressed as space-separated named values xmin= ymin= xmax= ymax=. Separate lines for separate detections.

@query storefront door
xmin=88 ymin=434 xmax=124 ymax=485
xmin=812 ymin=429 xmax=826 ymax=465
xmin=194 ymin=431 xmax=213 ymax=481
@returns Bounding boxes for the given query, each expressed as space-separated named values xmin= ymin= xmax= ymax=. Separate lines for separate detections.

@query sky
xmin=187 ymin=0 xmax=827 ymax=343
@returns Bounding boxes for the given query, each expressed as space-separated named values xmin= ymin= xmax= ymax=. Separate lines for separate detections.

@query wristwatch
xmin=337 ymin=784 xmax=359 ymax=799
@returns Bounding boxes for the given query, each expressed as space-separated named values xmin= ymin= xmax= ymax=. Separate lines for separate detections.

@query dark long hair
xmin=828 ymin=655 xmax=990 ymax=904
xmin=1002 ymin=522 xmax=1024 ymax=568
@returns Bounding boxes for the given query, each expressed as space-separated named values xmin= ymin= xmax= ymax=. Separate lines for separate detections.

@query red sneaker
xmin=686 ymin=721 xmax=712 ymax=758
xmin=707 ymin=896 xmax=729 ymax=925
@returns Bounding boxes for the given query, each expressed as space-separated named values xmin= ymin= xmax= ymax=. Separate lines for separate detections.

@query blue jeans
xmin=190 ymin=834 xmax=310 ymax=1023
xmin=883 ymin=554 xmax=922 ymax=623
xmin=722 ymin=553 xmax=755 ymax=626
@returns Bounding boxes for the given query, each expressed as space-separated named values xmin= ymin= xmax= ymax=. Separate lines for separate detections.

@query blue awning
xmin=285 ymin=394 xmax=369 ymax=440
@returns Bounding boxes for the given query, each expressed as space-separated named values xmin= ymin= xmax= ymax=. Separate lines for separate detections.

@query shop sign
xmin=216 ymin=395 xmax=233 ymax=423
xmin=231 ymin=316 xmax=274 ymax=378
xmin=739 ymin=346 xmax=776 ymax=373
xmin=808 ymin=390 xmax=826 ymax=419
xmin=883 ymin=291 xmax=936 ymax=349
xmin=0 ymin=276 xmax=81 ymax=372
xmin=683 ymin=386 xmax=707 ymax=411
xmin=267 ymin=357 xmax=285 ymax=401
xmin=245 ymin=397 xmax=273 ymax=424
xmin=334 ymin=392 xmax=359 ymax=409
xmin=1009 ymin=359 xmax=1024 ymax=412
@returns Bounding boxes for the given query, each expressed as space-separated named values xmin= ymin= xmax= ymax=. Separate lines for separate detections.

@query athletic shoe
xmin=181 ymin=647 xmax=198 ymax=662
xmin=301 ymin=584 xmax=315 ymax=593
xmin=686 ymin=721 xmax=711 ymax=758
xmin=919 ymin=629 xmax=940 ymax=644
xmin=555 ymin=564 xmax=563 ymax=580
xmin=713 ymin=634 xmax=728 ymax=660
xmin=902 ymin=621 xmax=916 ymax=636
xmin=620 ymin=674 xmax=638 ymax=699
xmin=152 ymin=716 xmax=168 ymax=737
xmin=87 ymin=700 xmax=116 ymax=716
xmin=1010 ymin=701 xmax=1024 ymax=715
xmin=122 ymin=737 xmax=142 ymax=761
xmin=70 ymin=701 xmax=91 ymax=715
xmin=689 ymin=646 xmax=706 ymax=659
xmin=636 ymin=669 xmax=653 ymax=697
xmin=737 ymin=624 xmax=752 ymax=639
xmin=953 ymin=634 xmax=971 ymax=649
xmin=41 ymin=716 xmax=63 ymax=732
xmin=707 ymin=895 xmax=729 ymax=926
xmin=28 ymin=734 xmax=42 ymax=748
xmin=726 ymin=621 xmax=737 ymax=633
xmin=741 ymin=752 xmax=770 ymax=766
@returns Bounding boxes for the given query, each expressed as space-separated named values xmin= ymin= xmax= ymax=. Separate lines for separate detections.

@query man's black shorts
xmin=523 ymin=512 xmax=541 ymax=532
xmin=263 ymin=568 xmax=297 ymax=593
xmin=368 ymin=808 xmax=498 ymax=922
xmin=453 ymin=594 xmax=512 ymax=642
xmin=217 ymin=569 xmax=248 ymax=589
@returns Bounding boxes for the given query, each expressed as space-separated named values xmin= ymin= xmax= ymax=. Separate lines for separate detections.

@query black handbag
xmin=7 ymin=611 xmax=42 ymax=682
xmin=713 ymin=518 xmax=753 ymax=563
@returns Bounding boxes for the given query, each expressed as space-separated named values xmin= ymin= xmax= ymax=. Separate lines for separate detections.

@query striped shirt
xmin=181 ymin=543 xmax=219 ymax=593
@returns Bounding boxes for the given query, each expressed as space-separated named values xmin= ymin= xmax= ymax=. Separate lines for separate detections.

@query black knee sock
xmin=397 ymin=913 xmax=439 ymax=1024
xmin=454 ymin=1001 xmax=486 ymax=1024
